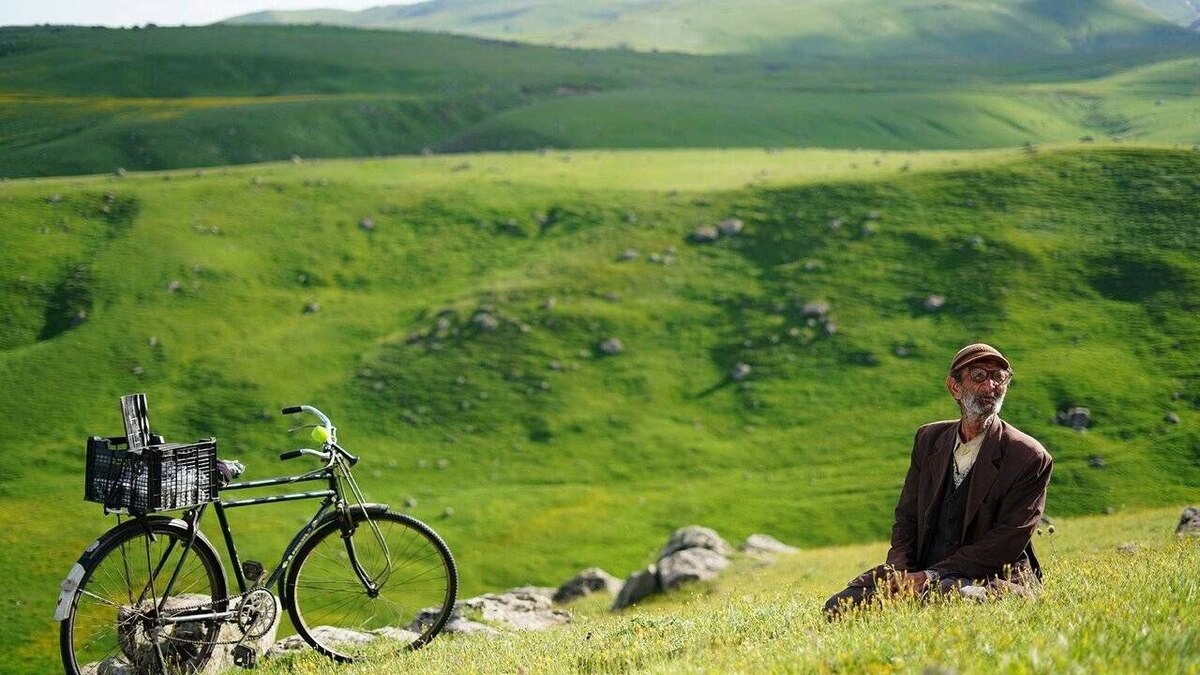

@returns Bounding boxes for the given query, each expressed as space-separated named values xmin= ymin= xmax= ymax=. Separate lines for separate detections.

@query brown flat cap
xmin=949 ymin=343 xmax=1011 ymax=375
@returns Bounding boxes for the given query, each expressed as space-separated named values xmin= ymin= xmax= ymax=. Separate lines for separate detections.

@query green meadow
xmin=2 ymin=145 xmax=1198 ymax=672
xmin=256 ymin=507 xmax=1200 ymax=674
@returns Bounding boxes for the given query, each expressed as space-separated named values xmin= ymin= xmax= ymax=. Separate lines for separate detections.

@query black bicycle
xmin=55 ymin=404 xmax=458 ymax=674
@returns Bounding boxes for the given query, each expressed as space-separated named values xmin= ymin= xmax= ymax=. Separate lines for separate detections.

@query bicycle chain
xmin=134 ymin=588 xmax=275 ymax=647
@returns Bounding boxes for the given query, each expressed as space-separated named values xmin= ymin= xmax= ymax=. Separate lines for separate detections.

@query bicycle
xmin=55 ymin=404 xmax=458 ymax=674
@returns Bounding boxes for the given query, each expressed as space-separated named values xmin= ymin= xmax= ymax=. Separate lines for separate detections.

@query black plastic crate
xmin=85 ymin=436 xmax=219 ymax=513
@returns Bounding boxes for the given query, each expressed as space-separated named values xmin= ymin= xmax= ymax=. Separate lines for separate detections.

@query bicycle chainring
xmin=236 ymin=589 xmax=278 ymax=640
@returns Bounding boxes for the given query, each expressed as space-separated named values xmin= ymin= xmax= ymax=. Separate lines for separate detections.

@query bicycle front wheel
xmin=284 ymin=509 xmax=457 ymax=662
xmin=60 ymin=517 xmax=228 ymax=675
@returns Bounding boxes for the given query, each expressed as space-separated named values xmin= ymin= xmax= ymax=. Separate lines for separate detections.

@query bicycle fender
xmin=53 ymin=516 xmax=223 ymax=621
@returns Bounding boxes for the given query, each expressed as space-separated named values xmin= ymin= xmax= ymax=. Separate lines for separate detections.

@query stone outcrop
xmin=554 ymin=567 xmax=623 ymax=603
xmin=1177 ymin=506 xmax=1200 ymax=537
xmin=611 ymin=565 xmax=660 ymax=610
xmin=739 ymin=533 xmax=799 ymax=557
xmin=658 ymin=547 xmax=729 ymax=591
xmin=659 ymin=525 xmax=733 ymax=559
xmin=612 ymin=525 xmax=743 ymax=610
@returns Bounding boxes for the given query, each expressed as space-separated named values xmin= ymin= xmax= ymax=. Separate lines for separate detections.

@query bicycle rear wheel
xmin=59 ymin=518 xmax=228 ymax=675
xmin=284 ymin=509 xmax=457 ymax=662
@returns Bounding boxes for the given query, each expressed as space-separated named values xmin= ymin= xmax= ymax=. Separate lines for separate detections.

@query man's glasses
xmin=967 ymin=367 xmax=1012 ymax=385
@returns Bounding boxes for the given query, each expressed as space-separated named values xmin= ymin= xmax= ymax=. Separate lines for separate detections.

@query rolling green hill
xmin=1 ymin=24 xmax=1198 ymax=178
xmin=2 ymin=145 xmax=1198 ymax=673
xmin=225 ymin=0 xmax=1200 ymax=57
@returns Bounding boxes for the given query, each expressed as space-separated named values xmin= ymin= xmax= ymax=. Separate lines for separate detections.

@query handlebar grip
xmin=342 ymin=450 xmax=360 ymax=467
xmin=281 ymin=406 xmax=303 ymax=415
xmin=279 ymin=450 xmax=304 ymax=461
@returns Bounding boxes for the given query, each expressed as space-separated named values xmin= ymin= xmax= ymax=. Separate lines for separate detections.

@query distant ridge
xmin=221 ymin=0 xmax=1200 ymax=57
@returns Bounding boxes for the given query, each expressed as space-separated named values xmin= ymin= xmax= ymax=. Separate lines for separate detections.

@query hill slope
xmin=1 ymin=24 xmax=1198 ymax=178
xmin=225 ymin=0 xmax=1200 ymax=57
xmin=2 ymin=145 xmax=1199 ymax=672
xmin=255 ymin=507 xmax=1199 ymax=674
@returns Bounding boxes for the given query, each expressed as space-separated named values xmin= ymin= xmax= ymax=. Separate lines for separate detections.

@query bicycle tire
xmin=284 ymin=510 xmax=458 ymax=662
xmin=59 ymin=517 xmax=228 ymax=675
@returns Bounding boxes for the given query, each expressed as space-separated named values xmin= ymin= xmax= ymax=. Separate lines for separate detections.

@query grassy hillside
xmin=1 ymin=24 xmax=1198 ymax=178
xmin=2 ymin=145 xmax=1198 ymax=672
xmin=225 ymin=0 xmax=1199 ymax=58
xmin=254 ymin=507 xmax=1200 ymax=674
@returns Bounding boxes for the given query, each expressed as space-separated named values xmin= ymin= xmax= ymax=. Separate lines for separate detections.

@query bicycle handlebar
xmin=280 ymin=448 xmax=330 ymax=462
xmin=280 ymin=404 xmax=357 ymax=467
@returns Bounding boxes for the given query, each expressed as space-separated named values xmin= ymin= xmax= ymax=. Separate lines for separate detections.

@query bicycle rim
xmin=60 ymin=521 xmax=227 ymax=675
xmin=286 ymin=511 xmax=457 ymax=662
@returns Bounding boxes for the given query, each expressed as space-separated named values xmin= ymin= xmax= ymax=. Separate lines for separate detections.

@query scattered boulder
xmin=166 ymin=280 xmax=181 ymax=294
xmin=739 ymin=534 xmax=798 ymax=557
xmin=598 ymin=338 xmax=624 ymax=355
xmin=553 ymin=568 xmax=623 ymax=603
xmin=617 ymin=248 xmax=639 ymax=262
xmin=1164 ymin=412 xmax=1180 ymax=424
xmin=472 ymin=312 xmax=500 ymax=331
xmin=690 ymin=226 xmax=719 ymax=243
xmin=303 ymin=302 xmax=320 ymax=314
xmin=923 ymin=295 xmax=946 ymax=312
xmin=611 ymin=566 xmax=660 ymax=610
xmin=1087 ymin=455 xmax=1106 ymax=469
xmin=801 ymin=301 xmax=830 ymax=319
xmin=359 ymin=217 xmax=375 ymax=232
xmin=717 ymin=218 xmax=744 ymax=236
xmin=730 ymin=363 xmax=752 ymax=382
xmin=1177 ymin=506 xmax=1200 ymax=537
xmin=1057 ymin=407 xmax=1091 ymax=431
xmin=658 ymin=547 xmax=729 ymax=591
xmin=659 ymin=525 xmax=733 ymax=559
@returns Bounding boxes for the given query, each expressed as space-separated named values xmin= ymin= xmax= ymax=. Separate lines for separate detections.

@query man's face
xmin=947 ymin=357 xmax=1011 ymax=418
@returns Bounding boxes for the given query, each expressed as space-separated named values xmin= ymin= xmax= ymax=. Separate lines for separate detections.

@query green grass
xmin=2 ymin=145 xmax=1199 ymax=673
xmin=251 ymin=506 xmax=1200 ymax=674
xmin=0 ymin=23 xmax=1197 ymax=178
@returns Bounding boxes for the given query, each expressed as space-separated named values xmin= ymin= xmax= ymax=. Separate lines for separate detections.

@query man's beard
xmin=962 ymin=388 xmax=1005 ymax=420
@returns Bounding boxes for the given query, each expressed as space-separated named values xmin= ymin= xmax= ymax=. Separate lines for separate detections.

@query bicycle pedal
xmin=232 ymin=644 xmax=259 ymax=669
xmin=241 ymin=560 xmax=264 ymax=583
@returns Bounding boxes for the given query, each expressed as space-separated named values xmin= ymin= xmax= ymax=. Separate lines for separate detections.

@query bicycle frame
xmin=148 ymin=441 xmax=382 ymax=629
xmin=214 ymin=464 xmax=343 ymax=595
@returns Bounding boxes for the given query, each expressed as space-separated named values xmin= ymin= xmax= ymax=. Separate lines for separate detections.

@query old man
xmin=824 ymin=343 xmax=1053 ymax=617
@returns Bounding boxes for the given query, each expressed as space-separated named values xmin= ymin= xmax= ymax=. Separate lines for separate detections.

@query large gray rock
xmin=658 ymin=525 xmax=733 ymax=559
xmin=554 ymin=567 xmax=623 ymax=603
xmin=739 ymin=533 xmax=798 ymax=557
xmin=462 ymin=589 xmax=571 ymax=631
xmin=1177 ymin=506 xmax=1200 ymax=537
xmin=407 ymin=602 xmax=497 ymax=637
xmin=658 ymin=547 xmax=730 ymax=591
xmin=611 ymin=565 xmax=660 ymax=610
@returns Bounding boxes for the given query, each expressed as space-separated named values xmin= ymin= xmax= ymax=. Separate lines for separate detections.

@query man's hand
xmin=889 ymin=571 xmax=928 ymax=594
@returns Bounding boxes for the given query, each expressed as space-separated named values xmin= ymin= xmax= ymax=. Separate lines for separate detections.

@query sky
xmin=0 ymin=0 xmax=424 ymax=28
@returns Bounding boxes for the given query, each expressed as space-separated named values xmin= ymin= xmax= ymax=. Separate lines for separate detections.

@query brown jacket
xmin=852 ymin=418 xmax=1052 ymax=587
